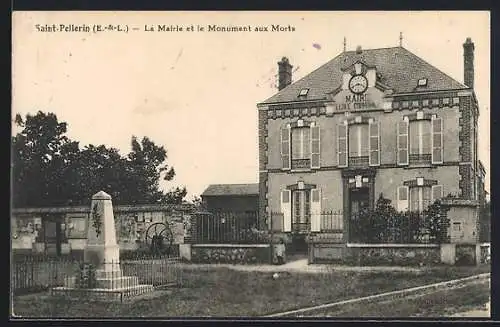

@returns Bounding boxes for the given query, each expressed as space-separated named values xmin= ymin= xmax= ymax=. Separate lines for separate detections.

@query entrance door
xmin=349 ymin=187 xmax=370 ymax=242
xmin=292 ymin=190 xmax=310 ymax=233
xmin=290 ymin=190 xmax=310 ymax=255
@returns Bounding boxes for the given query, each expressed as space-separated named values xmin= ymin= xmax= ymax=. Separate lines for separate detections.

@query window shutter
xmin=281 ymin=190 xmax=292 ymax=232
xmin=337 ymin=123 xmax=348 ymax=167
xmin=431 ymin=185 xmax=443 ymax=203
xmin=310 ymin=188 xmax=321 ymax=232
xmin=431 ymin=116 xmax=443 ymax=164
xmin=310 ymin=124 xmax=321 ymax=169
xmin=397 ymin=119 xmax=409 ymax=165
xmin=281 ymin=127 xmax=291 ymax=169
xmin=397 ymin=186 xmax=409 ymax=212
xmin=369 ymin=120 xmax=380 ymax=166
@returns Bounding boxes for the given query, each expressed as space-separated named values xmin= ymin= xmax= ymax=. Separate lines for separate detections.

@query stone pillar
xmin=440 ymin=243 xmax=456 ymax=265
xmin=84 ymin=191 xmax=121 ymax=278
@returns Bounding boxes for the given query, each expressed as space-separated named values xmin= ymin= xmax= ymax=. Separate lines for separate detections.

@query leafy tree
xmin=11 ymin=111 xmax=187 ymax=207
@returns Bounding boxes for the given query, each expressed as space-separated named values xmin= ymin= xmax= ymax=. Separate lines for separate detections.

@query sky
xmin=12 ymin=11 xmax=490 ymax=200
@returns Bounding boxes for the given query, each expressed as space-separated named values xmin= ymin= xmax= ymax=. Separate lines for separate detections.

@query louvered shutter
xmin=281 ymin=127 xmax=291 ymax=169
xmin=431 ymin=116 xmax=444 ymax=164
xmin=431 ymin=185 xmax=443 ymax=203
xmin=310 ymin=188 xmax=321 ymax=232
xmin=369 ymin=120 xmax=380 ymax=166
xmin=281 ymin=190 xmax=291 ymax=232
xmin=397 ymin=186 xmax=409 ymax=212
xmin=338 ymin=123 xmax=348 ymax=167
xmin=310 ymin=124 xmax=320 ymax=169
xmin=397 ymin=119 xmax=409 ymax=165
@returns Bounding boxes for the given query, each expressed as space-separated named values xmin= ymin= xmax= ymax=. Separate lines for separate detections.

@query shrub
xmin=350 ymin=193 xmax=450 ymax=244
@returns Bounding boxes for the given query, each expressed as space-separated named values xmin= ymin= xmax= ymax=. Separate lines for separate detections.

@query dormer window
xmin=417 ymin=78 xmax=428 ymax=87
xmin=298 ymin=88 xmax=309 ymax=97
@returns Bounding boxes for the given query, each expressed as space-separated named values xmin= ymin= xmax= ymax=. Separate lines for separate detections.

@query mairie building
xmin=257 ymin=38 xmax=486 ymax=252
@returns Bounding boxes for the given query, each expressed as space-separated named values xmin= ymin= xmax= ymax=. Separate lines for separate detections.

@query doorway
xmin=44 ymin=214 xmax=65 ymax=256
xmin=349 ymin=187 xmax=370 ymax=242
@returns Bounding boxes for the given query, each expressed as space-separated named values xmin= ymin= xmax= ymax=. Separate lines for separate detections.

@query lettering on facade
xmin=334 ymin=92 xmax=378 ymax=112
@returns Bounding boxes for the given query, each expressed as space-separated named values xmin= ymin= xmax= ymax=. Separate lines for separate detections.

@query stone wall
xmin=308 ymin=243 xmax=442 ymax=266
xmin=345 ymin=245 xmax=441 ymax=266
xmin=11 ymin=205 xmax=194 ymax=256
xmin=190 ymin=244 xmax=272 ymax=264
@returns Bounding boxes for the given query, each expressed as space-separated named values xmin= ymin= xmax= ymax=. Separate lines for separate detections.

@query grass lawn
xmin=305 ymin=279 xmax=490 ymax=317
xmin=12 ymin=264 xmax=490 ymax=318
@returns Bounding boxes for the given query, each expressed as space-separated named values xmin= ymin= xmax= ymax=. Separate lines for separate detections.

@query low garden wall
xmin=189 ymin=244 xmax=272 ymax=264
xmin=344 ymin=244 xmax=441 ymax=266
xmin=308 ymin=237 xmax=443 ymax=266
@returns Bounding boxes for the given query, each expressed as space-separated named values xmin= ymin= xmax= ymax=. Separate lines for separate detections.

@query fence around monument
xmin=11 ymin=254 xmax=183 ymax=295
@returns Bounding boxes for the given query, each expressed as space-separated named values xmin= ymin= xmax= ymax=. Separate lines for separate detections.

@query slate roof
xmin=260 ymin=46 xmax=468 ymax=105
xmin=201 ymin=184 xmax=259 ymax=197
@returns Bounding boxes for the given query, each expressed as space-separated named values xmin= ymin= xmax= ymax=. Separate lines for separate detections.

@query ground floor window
xmin=410 ymin=187 xmax=432 ymax=212
xmin=398 ymin=182 xmax=443 ymax=213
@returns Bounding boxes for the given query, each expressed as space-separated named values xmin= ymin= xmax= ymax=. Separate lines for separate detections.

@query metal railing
xmin=11 ymin=254 xmax=182 ymax=295
xmin=319 ymin=211 xmax=343 ymax=232
xmin=192 ymin=211 xmax=266 ymax=244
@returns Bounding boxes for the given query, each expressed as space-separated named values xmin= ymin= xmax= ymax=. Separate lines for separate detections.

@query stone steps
xmin=64 ymin=275 xmax=140 ymax=289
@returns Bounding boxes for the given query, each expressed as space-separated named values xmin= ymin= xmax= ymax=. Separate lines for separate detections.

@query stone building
xmin=201 ymin=183 xmax=259 ymax=213
xmin=257 ymin=38 xmax=486 ymax=251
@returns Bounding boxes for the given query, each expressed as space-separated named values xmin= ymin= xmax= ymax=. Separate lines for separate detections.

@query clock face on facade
xmin=348 ymin=74 xmax=368 ymax=94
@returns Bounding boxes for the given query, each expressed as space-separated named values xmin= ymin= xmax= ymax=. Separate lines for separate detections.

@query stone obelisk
xmin=84 ymin=190 xmax=121 ymax=278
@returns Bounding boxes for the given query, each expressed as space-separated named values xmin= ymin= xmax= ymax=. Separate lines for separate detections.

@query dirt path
xmin=181 ymin=258 xmax=423 ymax=273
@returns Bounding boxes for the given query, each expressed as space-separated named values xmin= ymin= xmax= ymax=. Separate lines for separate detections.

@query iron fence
xmin=192 ymin=211 xmax=266 ymax=244
xmin=319 ymin=211 xmax=343 ymax=232
xmin=269 ymin=210 xmax=434 ymax=244
xmin=11 ymin=254 xmax=182 ymax=295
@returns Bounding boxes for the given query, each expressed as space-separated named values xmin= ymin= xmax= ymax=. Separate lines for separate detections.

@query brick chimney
xmin=463 ymin=37 xmax=475 ymax=89
xmin=278 ymin=57 xmax=293 ymax=91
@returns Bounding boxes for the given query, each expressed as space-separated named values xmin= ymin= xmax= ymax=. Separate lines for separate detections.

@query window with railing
xmin=338 ymin=118 xmax=380 ymax=168
xmin=281 ymin=120 xmax=320 ymax=170
xmin=398 ymin=113 xmax=443 ymax=166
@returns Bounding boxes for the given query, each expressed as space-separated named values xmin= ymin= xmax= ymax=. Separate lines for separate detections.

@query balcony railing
xmin=409 ymin=153 xmax=432 ymax=165
xmin=291 ymin=159 xmax=311 ymax=170
xmin=292 ymin=222 xmax=310 ymax=233
xmin=348 ymin=156 xmax=369 ymax=167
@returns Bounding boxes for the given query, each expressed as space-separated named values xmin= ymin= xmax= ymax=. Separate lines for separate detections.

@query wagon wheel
xmin=145 ymin=222 xmax=174 ymax=256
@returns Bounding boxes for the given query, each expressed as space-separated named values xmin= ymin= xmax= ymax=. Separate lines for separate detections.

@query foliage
xmin=11 ymin=111 xmax=187 ymax=207
xmin=422 ymin=199 xmax=451 ymax=244
xmin=91 ymin=202 xmax=102 ymax=237
xmin=350 ymin=193 xmax=450 ymax=244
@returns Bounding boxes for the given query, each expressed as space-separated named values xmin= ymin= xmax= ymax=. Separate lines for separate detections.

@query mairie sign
xmin=331 ymin=90 xmax=382 ymax=112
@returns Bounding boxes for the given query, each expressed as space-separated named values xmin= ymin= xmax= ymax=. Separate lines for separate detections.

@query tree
xmin=12 ymin=111 xmax=78 ymax=207
xmin=11 ymin=111 xmax=187 ymax=207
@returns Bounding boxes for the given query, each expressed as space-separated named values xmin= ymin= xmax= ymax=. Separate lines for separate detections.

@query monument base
xmin=51 ymin=284 xmax=155 ymax=302
xmin=64 ymin=275 xmax=141 ymax=289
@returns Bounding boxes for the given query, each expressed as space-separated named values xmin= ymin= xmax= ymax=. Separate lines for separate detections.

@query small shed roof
xmin=201 ymin=183 xmax=259 ymax=197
